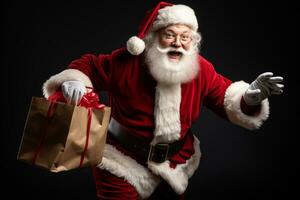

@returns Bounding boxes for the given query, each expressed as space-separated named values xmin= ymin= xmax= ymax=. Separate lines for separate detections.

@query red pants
xmin=93 ymin=167 xmax=185 ymax=200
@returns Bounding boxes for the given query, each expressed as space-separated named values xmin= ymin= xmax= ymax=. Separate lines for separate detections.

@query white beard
xmin=145 ymin=40 xmax=199 ymax=144
xmin=145 ymin=41 xmax=199 ymax=85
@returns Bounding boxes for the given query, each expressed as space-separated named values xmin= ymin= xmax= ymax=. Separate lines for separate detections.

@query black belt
xmin=108 ymin=118 xmax=188 ymax=163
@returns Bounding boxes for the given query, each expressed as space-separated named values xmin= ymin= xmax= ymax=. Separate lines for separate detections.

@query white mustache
xmin=156 ymin=46 xmax=193 ymax=56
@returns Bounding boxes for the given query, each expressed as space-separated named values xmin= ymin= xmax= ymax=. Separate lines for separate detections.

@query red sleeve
xmin=201 ymin=58 xmax=232 ymax=119
xmin=68 ymin=53 xmax=113 ymax=92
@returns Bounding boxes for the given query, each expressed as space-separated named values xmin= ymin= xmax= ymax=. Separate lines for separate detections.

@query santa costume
xmin=43 ymin=2 xmax=269 ymax=199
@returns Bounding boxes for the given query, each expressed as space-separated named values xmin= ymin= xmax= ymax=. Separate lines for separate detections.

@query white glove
xmin=61 ymin=80 xmax=86 ymax=105
xmin=243 ymin=72 xmax=284 ymax=105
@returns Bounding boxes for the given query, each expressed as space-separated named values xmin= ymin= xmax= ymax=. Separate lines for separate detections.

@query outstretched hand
xmin=243 ymin=72 xmax=284 ymax=105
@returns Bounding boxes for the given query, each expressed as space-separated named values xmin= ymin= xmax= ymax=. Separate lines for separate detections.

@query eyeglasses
xmin=162 ymin=31 xmax=192 ymax=44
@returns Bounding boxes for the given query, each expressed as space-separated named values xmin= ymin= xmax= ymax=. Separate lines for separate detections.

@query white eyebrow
xmin=165 ymin=29 xmax=190 ymax=35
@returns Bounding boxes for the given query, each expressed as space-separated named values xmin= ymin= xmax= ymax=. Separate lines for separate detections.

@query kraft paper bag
xmin=17 ymin=96 xmax=111 ymax=172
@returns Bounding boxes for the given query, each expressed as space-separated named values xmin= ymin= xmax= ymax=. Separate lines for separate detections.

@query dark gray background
xmin=2 ymin=0 xmax=296 ymax=199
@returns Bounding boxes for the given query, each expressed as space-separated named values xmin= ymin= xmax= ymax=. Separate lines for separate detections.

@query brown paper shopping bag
xmin=17 ymin=91 xmax=111 ymax=173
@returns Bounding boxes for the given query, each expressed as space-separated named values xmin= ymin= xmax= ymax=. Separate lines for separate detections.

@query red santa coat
xmin=43 ymin=48 xmax=270 ymax=198
xmin=68 ymin=47 xmax=231 ymax=160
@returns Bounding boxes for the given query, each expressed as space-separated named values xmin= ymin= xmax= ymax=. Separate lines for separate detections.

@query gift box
xmin=17 ymin=90 xmax=111 ymax=172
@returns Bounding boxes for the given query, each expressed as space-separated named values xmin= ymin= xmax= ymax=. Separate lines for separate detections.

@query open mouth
xmin=167 ymin=51 xmax=183 ymax=60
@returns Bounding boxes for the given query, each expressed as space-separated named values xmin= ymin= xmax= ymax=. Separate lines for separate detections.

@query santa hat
xmin=126 ymin=2 xmax=199 ymax=55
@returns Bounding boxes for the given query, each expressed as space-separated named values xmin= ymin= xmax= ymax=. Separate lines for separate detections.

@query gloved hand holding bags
xmin=17 ymin=88 xmax=111 ymax=172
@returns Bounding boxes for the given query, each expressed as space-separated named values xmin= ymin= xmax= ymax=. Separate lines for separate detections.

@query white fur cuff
xmin=42 ymin=69 xmax=93 ymax=98
xmin=224 ymin=81 xmax=270 ymax=130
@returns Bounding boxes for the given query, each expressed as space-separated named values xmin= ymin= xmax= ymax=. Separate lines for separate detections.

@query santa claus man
xmin=42 ymin=2 xmax=284 ymax=199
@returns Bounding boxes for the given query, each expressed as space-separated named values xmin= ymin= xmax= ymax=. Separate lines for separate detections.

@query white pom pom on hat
xmin=126 ymin=2 xmax=198 ymax=55
xmin=127 ymin=36 xmax=145 ymax=55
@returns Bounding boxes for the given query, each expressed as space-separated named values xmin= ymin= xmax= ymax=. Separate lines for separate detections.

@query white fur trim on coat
xmin=224 ymin=81 xmax=270 ymax=130
xmin=147 ymin=136 xmax=201 ymax=194
xmin=98 ymin=136 xmax=201 ymax=198
xmin=152 ymin=84 xmax=181 ymax=144
xmin=42 ymin=69 xmax=93 ymax=98
xmin=98 ymin=144 xmax=161 ymax=199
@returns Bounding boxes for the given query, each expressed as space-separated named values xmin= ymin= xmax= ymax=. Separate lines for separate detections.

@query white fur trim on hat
xmin=126 ymin=4 xmax=198 ymax=55
xmin=152 ymin=5 xmax=198 ymax=31
xmin=126 ymin=36 xmax=145 ymax=55
xmin=224 ymin=81 xmax=270 ymax=130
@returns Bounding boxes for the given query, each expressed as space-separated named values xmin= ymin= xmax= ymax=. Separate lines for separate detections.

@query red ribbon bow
xmin=48 ymin=90 xmax=105 ymax=109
